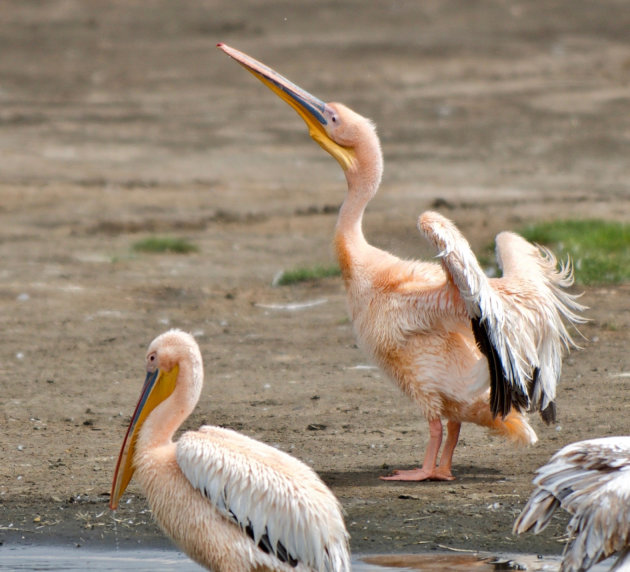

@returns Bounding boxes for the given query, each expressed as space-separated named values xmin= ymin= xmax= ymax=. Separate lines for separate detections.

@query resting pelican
xmin=218 ymin=43 xmax=586 ymax=481
xmin=514 ymin=437 xmax=630 ymax=572
xmin=109 ymin=329 xmax=350 ymax=572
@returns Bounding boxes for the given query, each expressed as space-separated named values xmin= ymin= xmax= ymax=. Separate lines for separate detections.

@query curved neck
xmin=334 ymin=133 xmax=383 ymax=279
xmin=137 ymin=357 xmax=202 ymax=452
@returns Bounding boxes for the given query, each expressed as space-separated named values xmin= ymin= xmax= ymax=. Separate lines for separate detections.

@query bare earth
xmin=1 ymin=0 xmax=629 ymax=562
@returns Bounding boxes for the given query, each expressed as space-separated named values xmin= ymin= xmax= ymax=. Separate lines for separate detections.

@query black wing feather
xmin=529 ymin=367 xmax=557 ymax=424
xmin=204 ymin=490 xmax=300 ymax=567
xmin=472 ymin=316 xmax=529 ymax=418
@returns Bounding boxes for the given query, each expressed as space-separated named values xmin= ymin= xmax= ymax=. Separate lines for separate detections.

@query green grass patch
xmin=274 ymin=264 xmax=341 ymax=286
xmin=132 ymin=236 xmax=198 ymax=254
xmin=518 ymin=219 xmax=629 ymax=285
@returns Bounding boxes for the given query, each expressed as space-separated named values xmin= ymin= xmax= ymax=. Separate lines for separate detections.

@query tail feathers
xmin=465 ymin=397 xmax=538 ymax=446
xmin=492 ymin=410 xmax=538 ymax=446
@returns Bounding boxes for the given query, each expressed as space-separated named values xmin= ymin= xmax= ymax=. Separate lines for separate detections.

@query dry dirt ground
xmin=1 ymin=0 xmax=629 ymax=563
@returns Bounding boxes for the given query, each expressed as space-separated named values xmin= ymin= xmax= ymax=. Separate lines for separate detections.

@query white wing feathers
xmin=417 ymin=211 xmax=585 ymax=420
xmin=176 ymin=426 xmax=350 ymax=572
xmin=514 ymin=437 xmax=630 ymax=572
xmin=495 ymin=233 xmax=586 ymax=417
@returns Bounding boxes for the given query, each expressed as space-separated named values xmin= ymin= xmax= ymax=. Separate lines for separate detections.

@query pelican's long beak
xmin=218 ymin=43 xmax=355 ymax=171
xmin=109 ymin=365 xmax=179 ymax=509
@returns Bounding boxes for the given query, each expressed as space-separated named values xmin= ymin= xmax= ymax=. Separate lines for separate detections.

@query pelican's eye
xmin=323 ymin=106 xmax=337 ymax=124
xmin=147 ymin=352 xmax=158 ymax=370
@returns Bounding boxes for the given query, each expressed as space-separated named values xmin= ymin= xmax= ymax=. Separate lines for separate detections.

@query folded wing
xmin=176 ymin=426 xmax=350 ymax=572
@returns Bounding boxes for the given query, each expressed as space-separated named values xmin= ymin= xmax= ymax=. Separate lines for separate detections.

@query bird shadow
xmin=318 ymin=464 xmax=504 ymax=488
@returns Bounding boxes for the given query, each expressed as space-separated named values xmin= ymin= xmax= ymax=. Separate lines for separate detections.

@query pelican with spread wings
xmin=218 ymin=43 xmax=586 ymax=481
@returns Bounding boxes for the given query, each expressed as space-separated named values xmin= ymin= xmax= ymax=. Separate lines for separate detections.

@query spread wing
xmin=514 ymin=437 xmax=630 ymax=572
xmin=176 ymin=426 xmax=350 ymax=572
xmin=492 ymin=230 xmax=586 ymax=421
xmin=418 ymin=211 xmax=586 ymax=420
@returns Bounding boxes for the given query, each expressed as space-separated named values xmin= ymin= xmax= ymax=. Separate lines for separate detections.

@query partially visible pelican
xmin=218 ymin=43 xmax=586 ymax=481
xmin=110 ymin=329 xmax=350 ymax=572
xmin=514 ymin=437 xmax=630 ymax=572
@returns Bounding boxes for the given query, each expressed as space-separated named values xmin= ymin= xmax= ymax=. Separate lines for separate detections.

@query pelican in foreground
xmin=218 ymin=43 xmax=586 ymax=482
xmin=110 ymin=329 xmax=350 ymax=572
xmin=514 ymin=437 xmax=630 ymax=572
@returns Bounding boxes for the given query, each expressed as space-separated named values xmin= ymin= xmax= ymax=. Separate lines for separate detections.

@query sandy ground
xmin=1 ymin=0 xmax=629 ymax=563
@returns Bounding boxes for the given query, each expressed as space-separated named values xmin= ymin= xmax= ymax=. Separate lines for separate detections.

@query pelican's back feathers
xmin=177 ymin=426 xmax=350 ymax=572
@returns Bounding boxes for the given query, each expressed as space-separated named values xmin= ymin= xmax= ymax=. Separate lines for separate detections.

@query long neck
xmin=137 ymin=357 xmax=202 ymax=452
xmin=334 ymin=132 xmax=383 ymax=282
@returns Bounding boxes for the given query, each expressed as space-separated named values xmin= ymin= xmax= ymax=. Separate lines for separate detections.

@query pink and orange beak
xmin=217 ymin=43 xmax=355 ymax=171
xmin=109 ymin=365 xmax=179 ymax=510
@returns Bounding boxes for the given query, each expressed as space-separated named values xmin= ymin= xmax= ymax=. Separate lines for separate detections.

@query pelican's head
xmin=109 ymin=329 xmax=201 ymax=510
xmin=218 ymin=43 xmax=370 ymax=172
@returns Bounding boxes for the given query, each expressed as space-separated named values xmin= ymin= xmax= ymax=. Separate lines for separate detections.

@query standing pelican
xmin=514 ymin=437 xmax=630 ymax=572
xmin=110 ymin=329 xmax=350 ymax=572
xmin=218 ymin=43 xmax=586 ymax=482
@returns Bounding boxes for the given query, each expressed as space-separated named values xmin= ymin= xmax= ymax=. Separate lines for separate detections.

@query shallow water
xmin=0 ymin=545 xmax=577 ymax=571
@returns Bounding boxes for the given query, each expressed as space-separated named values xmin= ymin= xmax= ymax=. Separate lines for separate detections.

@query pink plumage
xmin=219 ymin=43 xmax=586 ymax=482
xmin=110 ymin=329 xmax=350 ymax=572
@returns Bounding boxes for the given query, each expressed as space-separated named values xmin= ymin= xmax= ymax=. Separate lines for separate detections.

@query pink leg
xmin=433 ymin=420 xmax=461 ymax=480
xmin=380 ymin=418 xmax=454 ymax=481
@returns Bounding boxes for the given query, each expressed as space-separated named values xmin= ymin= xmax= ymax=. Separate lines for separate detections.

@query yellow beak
xmin=109 ymin=365 xmax=179 ymax=509
xmin=218 ymin=43 xmax=355 ymax=171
